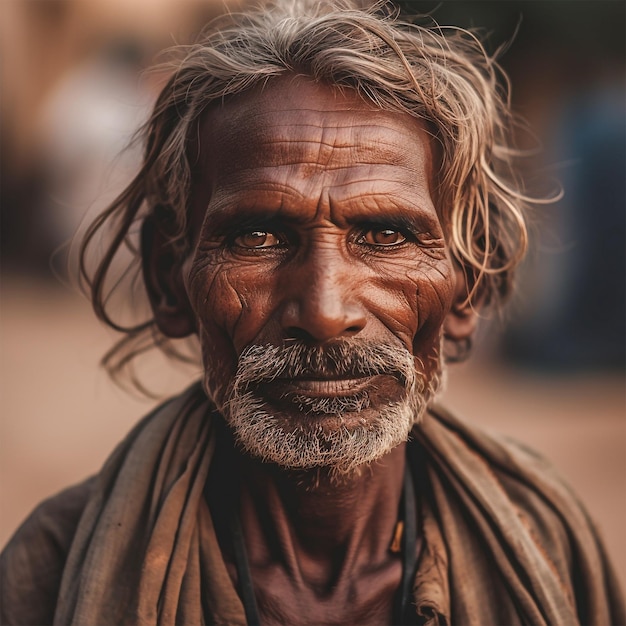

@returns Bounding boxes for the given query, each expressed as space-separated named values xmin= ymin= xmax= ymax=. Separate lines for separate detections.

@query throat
xmin=237 ymin=443 xmax=407 ymax=585
xmin=205 ymin=422 xmax=418 ymax=624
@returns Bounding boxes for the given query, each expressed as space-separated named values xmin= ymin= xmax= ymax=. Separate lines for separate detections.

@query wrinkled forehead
xmin=190 ymin=75 xmax=434 ymax=186
xmin=184 ymin=76 xmax=439 ymax=243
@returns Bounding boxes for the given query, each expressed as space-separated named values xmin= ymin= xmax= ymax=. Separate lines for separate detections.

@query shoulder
xmin=416 ymin=404 xmax=625 ymax=624
xmin=0 ymin=477 xmax=94 ymax=626
xmin=419 ymin=404 xmax=599 ymax=559
xmin=420 ymin=403 xmax=588 ymax=516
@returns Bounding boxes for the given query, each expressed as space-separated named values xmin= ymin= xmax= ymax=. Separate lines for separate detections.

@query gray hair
xmin=80 ymin=0 xmax=541 ymax=388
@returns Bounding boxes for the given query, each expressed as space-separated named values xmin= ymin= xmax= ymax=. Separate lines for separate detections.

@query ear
xmin=443 ymin=266 xmax=480 ymax=342
xmin=141 ymin=214 xmax=195 ymax=338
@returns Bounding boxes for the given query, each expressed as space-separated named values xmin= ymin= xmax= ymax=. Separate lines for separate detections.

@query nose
xmin=280 ymin=251 xmax=367 ymax=343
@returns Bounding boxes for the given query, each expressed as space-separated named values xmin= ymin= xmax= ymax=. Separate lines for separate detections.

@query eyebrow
xmin=358 ymin=213 xmax=431 ymax=233
xmin=201 ymin=202 xmax=442 ymax=240
xmin=202 ymin=207 xmax=284 ymax=235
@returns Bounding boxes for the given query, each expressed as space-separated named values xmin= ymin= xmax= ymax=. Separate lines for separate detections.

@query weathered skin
xmin=147 ymin=75 xmax=463 ymax=624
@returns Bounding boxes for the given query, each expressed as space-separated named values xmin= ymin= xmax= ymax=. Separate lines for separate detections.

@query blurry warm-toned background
xmin=1 ymin=0 xmax=624 ymax=592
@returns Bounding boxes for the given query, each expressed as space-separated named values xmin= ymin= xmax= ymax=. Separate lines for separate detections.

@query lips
xmin=266 ymin=375 xmax=377 ymax=398
xmin=255 ymin=374 xmax=409 ymax=410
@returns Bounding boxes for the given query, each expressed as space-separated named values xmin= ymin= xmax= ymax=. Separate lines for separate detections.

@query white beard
xmin=220 ymin=340 xmax=443 ymax=476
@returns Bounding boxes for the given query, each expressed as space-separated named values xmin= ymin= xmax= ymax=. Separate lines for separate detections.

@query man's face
xmin=182 ymin=76 xmax=456 ymax=471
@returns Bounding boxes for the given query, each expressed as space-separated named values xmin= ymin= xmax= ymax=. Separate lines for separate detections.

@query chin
xmin=223 ymin=385 xmax=429 ymax=476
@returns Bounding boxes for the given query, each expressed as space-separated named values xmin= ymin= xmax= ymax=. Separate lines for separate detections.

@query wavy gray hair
xmin=80 ymin=0 xmax=541 ymax=389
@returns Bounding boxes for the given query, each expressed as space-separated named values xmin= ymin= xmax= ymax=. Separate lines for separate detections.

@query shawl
xmin=1 ymin=382 xmax=624 ymax=625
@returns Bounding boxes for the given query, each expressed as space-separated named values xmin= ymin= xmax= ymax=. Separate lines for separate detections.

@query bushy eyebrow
xmin=356 ymin=214 xmax=431 ymax=234
xmin=331 ymin=191 xmax=442 ymax=234
xmin=201 ymin=208 xmax=284 ymax=236
xmin=201 ymin=203 xmax=442 ymax=242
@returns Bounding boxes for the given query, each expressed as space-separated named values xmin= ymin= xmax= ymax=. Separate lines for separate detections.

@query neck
xmin=236 ymin=443 xmax=407 ymax=589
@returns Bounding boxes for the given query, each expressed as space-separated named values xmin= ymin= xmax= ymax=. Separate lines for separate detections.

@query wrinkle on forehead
xmin=197 ymin=75 xmax=433 ymax=180
xmin=187 ymin=75 xmax=438 ymax=235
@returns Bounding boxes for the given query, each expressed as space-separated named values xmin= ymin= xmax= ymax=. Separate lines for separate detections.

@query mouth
xmin=253 ymin=373 xmax=406 ymax=416
xmin=265 ymin=375 xmax=377 ymax=398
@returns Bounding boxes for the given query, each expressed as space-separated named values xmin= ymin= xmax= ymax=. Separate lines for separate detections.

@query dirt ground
xmin=1 ymin=275 xmax=625 ymax=591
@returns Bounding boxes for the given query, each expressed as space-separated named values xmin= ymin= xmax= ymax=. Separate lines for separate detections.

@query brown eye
xmin=235 ymin=231 xmax=281 ymax=248
xmin=361 ymin=228 xmax=407 ymax=246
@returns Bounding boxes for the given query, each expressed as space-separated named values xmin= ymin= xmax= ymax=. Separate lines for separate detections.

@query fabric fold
xmin=413 ymin=404 xmax=624 ymax=626
xmin=2 ymin=384 xmax=622 ymax=625
xmin=53 ymin=383 xmax=246 ymax=626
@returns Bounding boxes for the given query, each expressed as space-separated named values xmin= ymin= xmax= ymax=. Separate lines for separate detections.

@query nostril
xmin=285 ymin=327 xmax=317 ymax=343
xmin=284 ymin=324 xmax=362 ymax=344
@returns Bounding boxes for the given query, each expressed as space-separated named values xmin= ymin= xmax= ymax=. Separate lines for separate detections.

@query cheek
xmin=185 ymin=259 xmax=277 ymax=403
xmin=409 ymin=261 xmax=455 ymax=330
xmin=364 ymin=256 xmax=455 ymax=350
xmin=406 ymin=260 xmax=455 ymax=366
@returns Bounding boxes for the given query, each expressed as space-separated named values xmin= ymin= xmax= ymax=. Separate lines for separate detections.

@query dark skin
xmin=144 ymin=75 xmax=477 ymax=625
xmin=234 ymin=448 xmax=407 ymax=625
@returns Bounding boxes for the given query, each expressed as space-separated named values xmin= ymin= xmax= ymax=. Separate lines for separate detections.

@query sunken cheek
xmin=375 ymin=254 xmax=453 ymax=360
xmin=186 ymin=259 xmax=276 ymax=403
xmin=409 ymin=260 xmax=455 ymax=350
xmin=362 ymin=246 xmax=454 ymax=343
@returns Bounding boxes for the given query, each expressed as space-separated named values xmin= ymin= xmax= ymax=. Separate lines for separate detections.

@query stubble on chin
xmin=219 ymin=340 xmax=444 ymax=477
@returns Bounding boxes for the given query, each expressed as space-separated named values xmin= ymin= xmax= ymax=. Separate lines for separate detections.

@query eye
xmin=358 ymin=228 xmax=407 ymax=247
xmin=234 ymin=231 xmax=282 ymax=249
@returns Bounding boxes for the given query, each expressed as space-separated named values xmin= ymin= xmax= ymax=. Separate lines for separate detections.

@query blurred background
xmin=1 ymin=0 xmax=624 ymax=589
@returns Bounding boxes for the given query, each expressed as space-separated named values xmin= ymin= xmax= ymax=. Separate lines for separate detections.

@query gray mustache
xmin=234 ymin=342 xmax=416 ymax=388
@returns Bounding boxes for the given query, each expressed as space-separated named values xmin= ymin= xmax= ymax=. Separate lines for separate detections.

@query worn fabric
xmin=1 ymin=383 xmax=624 ymax=625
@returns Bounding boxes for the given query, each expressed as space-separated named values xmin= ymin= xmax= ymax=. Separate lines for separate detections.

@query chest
xmin=237 ymin=557 xmax=404 ymax=626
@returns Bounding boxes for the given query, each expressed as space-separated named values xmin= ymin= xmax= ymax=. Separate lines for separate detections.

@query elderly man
xmin=2 ymin=2 xmax=624 ymax=625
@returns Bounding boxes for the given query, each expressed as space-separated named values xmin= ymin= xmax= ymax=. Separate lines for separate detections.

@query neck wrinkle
xmin=237 ymin=443 xmax=406 ymax=590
